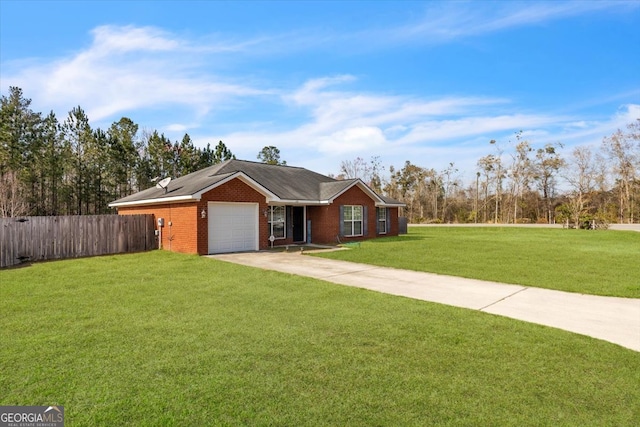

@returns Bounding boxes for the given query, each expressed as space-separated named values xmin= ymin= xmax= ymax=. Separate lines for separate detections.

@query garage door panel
xmin=208 ymin=203 xmax=258 ymax=254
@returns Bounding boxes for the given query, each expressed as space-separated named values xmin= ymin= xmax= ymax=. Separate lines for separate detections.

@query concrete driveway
xmin=209 ymin=251 xmax=640 ymax=352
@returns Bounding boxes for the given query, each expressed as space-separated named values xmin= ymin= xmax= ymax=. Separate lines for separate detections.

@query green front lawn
xmin=1 ymin=251 xmax=639 ymax=426
xmin=315 ymin=226 xmax=640 ymax=298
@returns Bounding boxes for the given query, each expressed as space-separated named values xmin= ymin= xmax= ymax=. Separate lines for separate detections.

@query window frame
xmin=268 ymin=206 xmax=286 ymax=239
xmin=377 ymin=207 xmax=387 ymax=234
xmin=343 ymin=205 xmax=364 ymax=237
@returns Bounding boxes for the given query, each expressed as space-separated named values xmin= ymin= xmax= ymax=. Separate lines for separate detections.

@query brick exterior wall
xmin=197 ymin=178 xmax=269 ymax=253
xmin=306 ymin=186 xmax=400 ymax=245
xmin=117 ymin=203 xmax=198 ymax=253
xmin=118 ymin=178 xmax=269 ymax=254
xmin=388 ymin=207 xmax=399 ymax=236
xmin=117 ymin=178 xmax=400 ymax=254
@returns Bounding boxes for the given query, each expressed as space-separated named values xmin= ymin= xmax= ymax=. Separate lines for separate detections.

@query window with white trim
xmin=343 ymin=205 xmax=363 ymax=237
xmin=268 ymin=206 xmax=286 ymax=239
xmin=377 ymin=208 xmax=387 ymax=234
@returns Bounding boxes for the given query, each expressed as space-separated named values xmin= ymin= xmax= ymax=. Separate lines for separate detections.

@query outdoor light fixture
xmin=201 ymin=209 xmax=206 ymax=219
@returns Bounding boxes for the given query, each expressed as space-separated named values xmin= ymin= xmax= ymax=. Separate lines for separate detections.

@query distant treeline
xmin=1 ymin=86 xmax=235 ymax=217
xmin=336 ymin=125 xmax=639 ymax=226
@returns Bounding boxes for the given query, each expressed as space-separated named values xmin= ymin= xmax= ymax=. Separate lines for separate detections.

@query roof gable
xmin=320 ymin=179 xmax=386 ymax=205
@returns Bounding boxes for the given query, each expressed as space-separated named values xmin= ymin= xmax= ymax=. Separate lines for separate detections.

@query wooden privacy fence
xmin=0 ymin=214 xmax=156 ymax=268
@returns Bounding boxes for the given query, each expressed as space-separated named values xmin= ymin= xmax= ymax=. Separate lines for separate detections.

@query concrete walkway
xmin=209 ymin=251 xmax=640 ymax=352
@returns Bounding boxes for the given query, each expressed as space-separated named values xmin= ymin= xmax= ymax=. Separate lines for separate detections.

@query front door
xmin=292 ymin=206 xmax=305 ymax=242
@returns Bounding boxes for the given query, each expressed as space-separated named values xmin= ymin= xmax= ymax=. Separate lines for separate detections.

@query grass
xmin=1 ymin=251 xmax=639 ymax=426
xmin=314 ymin=226 xmax=640 ymax=298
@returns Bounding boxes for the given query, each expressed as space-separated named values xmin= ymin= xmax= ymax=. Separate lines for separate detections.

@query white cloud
xmin=212 ymin=79 xmax=638 ymax=183
xmin=91 ymin=25 xmax=181 ymax=54
xmin=280 ymin=76 xmax=513 ymax=142
xmin=396 ymin=114 xmax=563 ymax=145
xmin=209 ymin=77 xmax=569 ymax=178
xmin=549 ymin=104 xmax=640 ymax=149
xmin=3 ymin=25 xmax=269 ymax=122
xmin=615 ymin=104 xmax=640 ymax=125
xmin=315 ymin=126 xmax=386 ymax=154
xmin=389 ymin=1 xmax=638 ymax=43
xmin=214 ymin=76 xmax=517 ymax=157
xmin=287 ymin=75 xmax=357 ymax=106
xmin=166 ymin=123 xmax=189 ymax=132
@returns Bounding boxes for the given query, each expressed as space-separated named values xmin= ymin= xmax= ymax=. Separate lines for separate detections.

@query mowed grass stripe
xmin=1 ymin=251 xmax=639 ymax=426
xmin=314 ymin=227 xmax=640 ymax=298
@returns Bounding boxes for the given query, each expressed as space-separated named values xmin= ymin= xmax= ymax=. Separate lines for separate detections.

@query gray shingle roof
xmin=109 ymin=159 xmax=404 ymax=207
xmin=318 ymin=180 xmax=357 ymax=200
xmin=215 ymin=160 xmax=336 ymax=201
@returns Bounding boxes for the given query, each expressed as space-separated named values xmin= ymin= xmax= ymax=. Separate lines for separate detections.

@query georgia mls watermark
xmin=0 ymin=406 xmax=64 ymax=427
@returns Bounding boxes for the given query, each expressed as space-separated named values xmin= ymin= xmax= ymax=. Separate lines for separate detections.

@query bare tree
xmin=602 ymin=124 xmax=638 ymax=223
xmin=563 ymin=146 xmax=596 ymax=228
xmin=602 ymin=119 xmax=640 ymax=223
xmin=383 ymin=161 xmax=438 ymax=223
xmin=339 ymin=157 xmax=370 ymax=180
xmin=368 ymin=156 xmax=384 ymax=193
xmin=534 ymin=142 xmax=565 ymax=223
xmin=0 ymin=170 xmax=28 ymax=217
xmin=477 ymin=155 xmax=497 ymax=223
xmin=440 ymin=162 xmax=459 ymax=222
xmin=603 ymin=133 xmax=632 ymax=222
xmin=339 ymin=156 xmax=386 ymax=193
xmin=478 ymin=140 xmax=505 ymax=223
xmin=507 ymin=136 xmax=533 ymax=223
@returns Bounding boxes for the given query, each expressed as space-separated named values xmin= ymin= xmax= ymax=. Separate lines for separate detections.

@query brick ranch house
xmin=109 ymin=159 xmax=405 ymax=254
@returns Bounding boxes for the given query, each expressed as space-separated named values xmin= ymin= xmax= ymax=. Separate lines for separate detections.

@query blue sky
xmin=1 ymin=1 xmax=639 ymax=182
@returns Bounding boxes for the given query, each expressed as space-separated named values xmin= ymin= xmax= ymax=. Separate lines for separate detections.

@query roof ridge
xmin=226 ymin=159 xmax=309 ymax=171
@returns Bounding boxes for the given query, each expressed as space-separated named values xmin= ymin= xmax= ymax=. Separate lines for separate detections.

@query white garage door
xmin=208 ymin=202 xmax=258 ymax=254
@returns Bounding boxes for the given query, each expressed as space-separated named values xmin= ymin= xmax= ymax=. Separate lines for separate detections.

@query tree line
xmin=0 ymin=87 xmax=242 ymax=217
xmin=338 ymin=123 xmax=639 ymax=227
xmin=2 ymin=86 xmax=639 ymax=226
